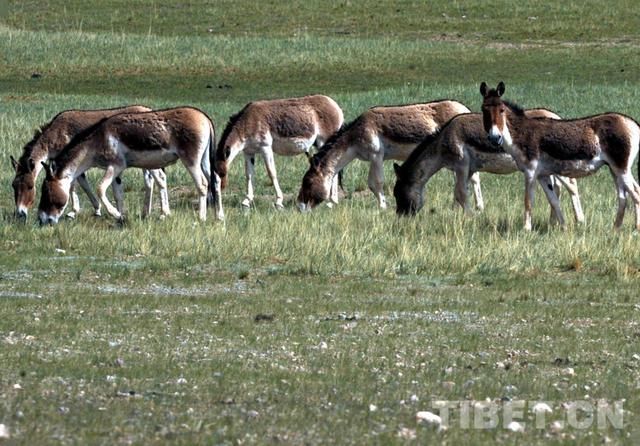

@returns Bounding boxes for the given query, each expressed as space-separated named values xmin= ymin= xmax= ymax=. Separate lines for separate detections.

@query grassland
xmin=1 ymin=1 xmax=640 ymax=444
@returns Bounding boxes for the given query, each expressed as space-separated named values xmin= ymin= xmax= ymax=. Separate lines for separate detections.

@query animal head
xmin=393 ymin=162 xmax=424 ymax=216
xmin=297 ymin=153 xmax=330 ymax=211
xmin=37 ymin=162 xmax=70 ymax=225
xmin=11 ymin=155 xmax=38 ymax=219
xmin=480 ymin=81 xmax=509 ymax=146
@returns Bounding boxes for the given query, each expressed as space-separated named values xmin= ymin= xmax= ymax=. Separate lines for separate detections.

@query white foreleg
xmin=242 ymin=154 xmax=256 ymax=208
xmin=142 ymin=170 xmax=154 ymax=218
xmin=261 ymin=147 xmax=284 ymax=209
xmin=539 ymin=175 xmax=565 ymax=229
xmin=367 ymin=155 xmax=386 ymax=209
xmin=469 ymin=172 xmax=484 ymax=211
xmin=97 ymin=165 xmax=124 ymax=221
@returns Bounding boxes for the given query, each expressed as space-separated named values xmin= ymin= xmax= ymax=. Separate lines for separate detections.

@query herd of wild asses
xmin=11 ymin=82 xmax=640 ymax=231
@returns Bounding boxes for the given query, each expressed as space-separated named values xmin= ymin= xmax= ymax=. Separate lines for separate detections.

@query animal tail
xmin=205 ymin=119 xmax=217 ymax=206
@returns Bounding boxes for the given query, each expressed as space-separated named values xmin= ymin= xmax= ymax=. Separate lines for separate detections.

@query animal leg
xmin=367 ymin=156 xmax=386 ymax=209
xmin=151 ymin=169 xmax=171 ymax=217
xmin=112 ymin=175 xmax=126 ymax=216
xmin=538 ymin=175 xmax=566 ymax=229
xmin=621 ymin=174 xmax=640 ymax=230
xmin=554 ymin=175 xmax=584 ymax=223
xmin=469 ymin=172 xmax=484 ymax=211
xmin=142 ymin=170 xmax=154 ymax=219
xmin=242 ymin=154 xmax=256 ymax=208
xmin=76 ymin=172 xmax=102 ymax=216
xmin=67 ymin=181 xmax=81 ymax=219
xmin=97 ymin=166 xmax=124 ymax=221
xmin=261 ymin=149 xmax=285 ymax=209
xmin=453 ymin=168 xmax=471 ymax=214
xmin=523 ymin=170 xmax=536 ymax=231
xmin=183 ymin=162 xmax=208 ymax=221
xmin=211 ymin=171 xmax=225 ymax=220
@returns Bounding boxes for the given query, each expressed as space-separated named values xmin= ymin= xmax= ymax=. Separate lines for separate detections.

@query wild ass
xmin=214 ymin=94 xmax=344 ymax=209
xmin=10 ymin=106 xmax=169 ymax=220
xmin=297 ymin=100 xmax=474 ymax=211
xmin=38 ymin=107 xmax=216 ymax=225
xmin=393 ymin=107 xmax=584 ymax=222
xmin=480 ymin=81 xmax=639 ymax=231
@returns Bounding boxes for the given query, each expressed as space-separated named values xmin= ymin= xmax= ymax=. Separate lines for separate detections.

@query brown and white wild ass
xmin=10 ymin=106 xmax=169 ymax=220
xmin=214 ymin=94 xmax=343 ymax=210
xmin=297 ymin=100 xmax=475 ymax=211
xmin=393 ymin=107 xmax=584 ymax=222
xmin=38 ymin=107 xmax=216 ymax=225
xmin=480 ymin=81 xmax=639 ymax=231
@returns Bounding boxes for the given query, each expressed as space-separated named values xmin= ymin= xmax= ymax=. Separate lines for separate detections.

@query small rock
xmin=247 ymin=410 xmax=259 ymax=418
xmin=13 ymin=383 xmax=22 ymax=390
xmin=369 ymin=404 xmax=378 ymax=412
xmin=550 ymin=420 xmax=564 ymax=433
xmin=442 ymin=381 xmax=455 ymax=391
xmin=319 ymin=341 xmax=328 ymax=350
xmin=176 ymin=377 xmax=187 ymax=385
xmin=507 ymin=421 xmax=524 ymax=432
xmin=562 ymin=367 xmax=576 ymax=377
xmin=410 ymin=394 xmax=419 ymax=403
xmin=397 ymin=427 xmax=416 ymax=440
xmin=0 ymin=424 xmax=9 ymax=439
xmin=416 ymin=411 xmax=441 ymax=427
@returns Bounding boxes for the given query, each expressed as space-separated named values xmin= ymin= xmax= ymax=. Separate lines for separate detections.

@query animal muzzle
xmin=488 ymin=129 xmax=504 ymax=146
xmin=38 ymin=212 xmax=59 ymax=226
xmin=15 ymin=207 xmax=28 ymax=221
xmin=297 ymin=202 xmax=311 ymax=213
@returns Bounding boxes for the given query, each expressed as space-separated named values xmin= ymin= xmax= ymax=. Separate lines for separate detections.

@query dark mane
xmin=216 ymin=103 xmax=251 ymax=161
xmin=368 ymin=99 xmax=459 ymax=109
xmin=310 ymin=115 xmax=363 ymax=167
xmin=52 ymin=117 xmax=110 ymax=167
xmin=503 ymin=99 xmax=525 ymax=117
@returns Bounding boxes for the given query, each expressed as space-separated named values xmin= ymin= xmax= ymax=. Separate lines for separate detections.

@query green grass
xmin=2 ymin=1 xmax=640 ymax=444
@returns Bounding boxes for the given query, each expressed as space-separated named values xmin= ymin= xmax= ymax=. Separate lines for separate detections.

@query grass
xmin=1 ymin=1 xmax=640 ymax=444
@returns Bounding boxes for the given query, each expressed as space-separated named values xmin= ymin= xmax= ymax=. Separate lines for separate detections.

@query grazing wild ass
xmin=393 ymin=107 xmax=584 ymax=221
xmin=297 ymin=100 xmax=475 ymax=211
xmin=38 ymin=107 xmax=216 ymax=225
xmin=214 ymin=94 xmax=343 ymax=209
xmin=10 ymin=106 xmax=169 ymax=220
xmin=480 ymin=81 xmax=639 ymax=231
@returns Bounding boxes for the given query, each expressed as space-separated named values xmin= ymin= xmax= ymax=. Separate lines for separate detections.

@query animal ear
xmin=497 ymin=81 xmax=505 ymax=97
xmin=28 ymin=158 xmax=36 ymax=172
xmin=393 ymin=162 xmax=401 ymax=177
xmin=41 ymin=161 xmax=53 ymax=178
xmin=480 ymin=82 xmax=488 ymax=97
xmin=305 ymin=151 xmax=313 ymax=164
xmin=10 ymin=155 xmax=18 ymax=171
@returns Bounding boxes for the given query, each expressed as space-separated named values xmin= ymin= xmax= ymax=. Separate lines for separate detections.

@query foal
xmin=10 ymin=106 xmax=169 ymax=220
xmin=393 ymin=109 xmax=584 ymax=221
xmin=480 ymin=81 xmax=640 ymax=231
xmin=38 ymin=107 xmax=216 ymax=224
xmin=296 ymin=100 xmax=477 ymax=211
xmin=215 ymin=94 xmax=344 ymax=209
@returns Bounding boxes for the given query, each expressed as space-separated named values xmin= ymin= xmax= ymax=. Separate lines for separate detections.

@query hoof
xmin=274 ymin=202 xmax=285 ymax=210
xmin=65 ymin=212 xmax=77 ymax=220
xmin=241 ymin=198 xmax=252 ymax=208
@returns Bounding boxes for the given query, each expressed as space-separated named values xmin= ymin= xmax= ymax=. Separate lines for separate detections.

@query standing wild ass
xmin=296 ymin=100 xmax=474 ymax=210
xmin=10 ymin=106 xmax=169 ymax=220
xmin=214 ymin=94 xmax=343 ymax=209
xmin=38 ymin=107 xmax=216 ymax=225
xmin=393 ymin=107 xmax=584 ymax=222
xmin=480 ymin=81 xmax=639 ymax=230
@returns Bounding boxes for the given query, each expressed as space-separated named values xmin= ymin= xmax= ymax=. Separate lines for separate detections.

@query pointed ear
xmin=41 ymin=161 xmax=53 ymax=178
xmin=10 ymin=155 xmax=18 ymax=171
xmin=497 ymin=81 xmax=505 ymax=97
xmin=393 ymin=162 xmax=401 ymax=177
xmin=480 ymin=82 xmax=488 ymax=98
